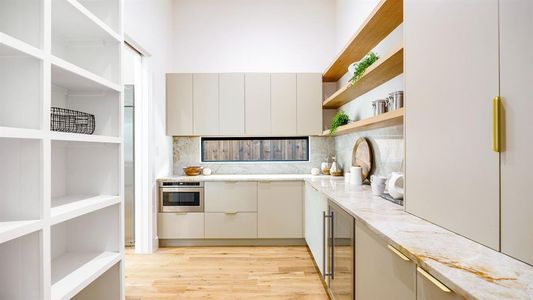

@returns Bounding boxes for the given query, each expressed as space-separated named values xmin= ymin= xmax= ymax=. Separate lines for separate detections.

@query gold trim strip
xmin=417 ymin=267 xmax=452 ymax=293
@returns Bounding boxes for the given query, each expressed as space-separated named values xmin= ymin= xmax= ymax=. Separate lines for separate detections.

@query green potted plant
xmin=349 ymin=51 xmax=379 ymax=85
xmin=329 ymin=111 xmax=350 ymax=136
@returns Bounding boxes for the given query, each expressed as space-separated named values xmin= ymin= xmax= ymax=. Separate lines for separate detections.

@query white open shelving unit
xmin=0 ymin=0 xmax=124 ymax=299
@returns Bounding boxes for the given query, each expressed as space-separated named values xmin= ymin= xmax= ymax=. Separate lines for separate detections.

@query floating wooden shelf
xmin=323 ymin=108 xmax=404 ymax=136
xmin=323 ymin=0 xmax=403 ymax=82
xmin=323 ymin=47 xmax=403 ymax=109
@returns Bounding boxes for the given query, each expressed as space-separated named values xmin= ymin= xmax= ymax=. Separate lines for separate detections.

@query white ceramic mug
xmin=370 ymin=175 xmax=387 ymax=195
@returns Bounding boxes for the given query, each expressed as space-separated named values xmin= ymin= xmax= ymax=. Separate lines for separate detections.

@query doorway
xmin=123 ymin=43 xmax=143 ymax=247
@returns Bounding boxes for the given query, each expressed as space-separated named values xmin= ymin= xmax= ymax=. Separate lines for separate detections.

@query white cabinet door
xmin=193 ymin=73 xmax=219 ymax=135
xmin=404 ymin=0 xmax=500 ymax=249
xmin=245 ymin=73 xmax=271 ymax=135
xmin=205 ymin=182 xmax=257 ymax=212
xmin=157 ymin=213 xmax=204 ymax=239
xmin=205 ymin=212 xmax=258 ymax=239
xmin=500 ymin=0 xmax=533 ymax=265
xmin=304 ymin=182 xmax=328 ymax=275
xmin=417 ymin=268 xmax=464 ymax=300
xmin=271 ymin=73 xmax=297 ymax=136
xmin=297 ymin=73 xmax=322 ymax=135
xmin=257 ymin=181 xmax=303 ymax=238
xmin=219 ymin=73 xmax=245 ymax=135
xmin=355 ymin=222 xmax=416 ymax=300
xmin=166 ymin=73 xmax=193 ymax=135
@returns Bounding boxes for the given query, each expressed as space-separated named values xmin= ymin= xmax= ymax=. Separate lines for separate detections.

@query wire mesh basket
xmin=51 ymin=107 xmax=95 ymax=135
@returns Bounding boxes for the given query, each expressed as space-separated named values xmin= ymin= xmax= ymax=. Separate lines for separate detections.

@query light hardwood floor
xmin=125 ymin=246 xmax=329 ymax=300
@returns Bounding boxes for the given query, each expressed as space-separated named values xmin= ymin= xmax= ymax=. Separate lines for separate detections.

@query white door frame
xmin=124 ymin=35 xmax=155 ymax=253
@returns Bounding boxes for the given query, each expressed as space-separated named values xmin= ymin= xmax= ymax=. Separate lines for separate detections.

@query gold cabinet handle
xmin=387 ymin=245 xmax=410 ymax=261
xmin=417 ymin=267 xmax=451 ymax=293
xmin=492 ymin=96 xmax=501 ymax=152
xmin=224 ymin=211 xmax=238 ymax=215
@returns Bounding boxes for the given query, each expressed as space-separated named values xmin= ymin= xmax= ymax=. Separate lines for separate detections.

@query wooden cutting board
xmin=352 ymin=137 xmax=372 ymax=180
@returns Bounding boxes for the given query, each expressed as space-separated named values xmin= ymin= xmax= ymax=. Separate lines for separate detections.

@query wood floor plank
xmin=125 ymin=246 xmax=329 ymax=300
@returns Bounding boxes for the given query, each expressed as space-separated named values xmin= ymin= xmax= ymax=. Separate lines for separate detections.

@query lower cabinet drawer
xmin=205 ymin=212 xmax=258 ymax=238
xmin=157 ymin=213 xmax=204 ymax=239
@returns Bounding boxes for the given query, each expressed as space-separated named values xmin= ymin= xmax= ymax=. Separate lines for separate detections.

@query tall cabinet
xmin=405 ymin=0 xmax=500 ymax=250
xmin=500 ymin=0 xmax=533 ymax=265
xmin=406 ymin=0 xmax=533 ymax=264
xmin=0 ymin=0 xmax=124 ymax=299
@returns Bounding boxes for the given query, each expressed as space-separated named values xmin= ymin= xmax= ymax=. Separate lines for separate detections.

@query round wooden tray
xmin=352 ymin=137 xmax=372 ymax=181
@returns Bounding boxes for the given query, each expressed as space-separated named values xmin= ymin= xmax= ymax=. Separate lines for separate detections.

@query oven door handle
xmin=161 ymin=187 xmax=204 ymax=193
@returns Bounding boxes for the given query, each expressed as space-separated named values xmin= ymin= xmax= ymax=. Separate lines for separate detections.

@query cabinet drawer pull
xmin=224 ymin=211 xmax=238 ymax=215
xmin=417 ymin=267 xmax=451 ymax=293
xmin=492 ymin=96 xmax=501 ymax=152
xmin=387 ymin=245 xmax=410 ymax=261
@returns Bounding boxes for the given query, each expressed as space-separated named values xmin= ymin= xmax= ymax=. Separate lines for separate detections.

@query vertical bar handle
xmin=322 ymin=211 xmax=333 ymax=279
xmin=330 ymin=211 xmax=335 ymax=280
xmin=492 ymin=96 xmax=501 ymax=152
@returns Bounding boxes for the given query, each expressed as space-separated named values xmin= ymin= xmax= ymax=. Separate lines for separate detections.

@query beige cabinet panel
xmin=404 ymin=0 xmax=500 ymax=249
xmin=193 ymin=73 xmax=219 ymax=135
xmin=166 ymin=73 xmax=193 ymax=135
xmin=157 ymin=213 xmax=204 ymax=239
xmin=205 ymin=182 xmax=258 ymax=212
xmin=417 ymin=269 xmax=464 ymax=300
xmin=245 ymin=73 xmax=271 ymax=135
xmin=219 ymin=73 xmax=245 ymax=135
xmin=271 ymin=73 xmax=297 ymax=136
xmin=258 ymin=181 xmax=303 ymax=238
xmin=304 ymin=183 xmax=328 ymax=275
xmin=205 ymin=212 xmax=258 ymax=239
xmin=355 ymin=222 xmax=416 ymax=300
xmin=500 ymin=0 xmax=533 ymax=265
xmin=297 ymin=73 xmax=322 ymax=135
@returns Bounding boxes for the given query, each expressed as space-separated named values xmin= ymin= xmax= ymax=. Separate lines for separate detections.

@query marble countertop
xmin=158 ymin=173 xmax=328 ymax=182
xmin=305 ymin=176 xmax=533 ymax=300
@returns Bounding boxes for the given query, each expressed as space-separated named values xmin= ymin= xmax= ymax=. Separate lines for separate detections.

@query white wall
xmin=124 ymin=0 xmax=174 ymax=252
xmin=171 ymin=0 xmax=336 ymax=72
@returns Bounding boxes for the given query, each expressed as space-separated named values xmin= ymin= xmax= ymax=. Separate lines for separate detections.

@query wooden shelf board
xmin=50 ymin=131 xmax=121 ymax=144
xmin=323 ymin=108 xmax=404 ymax=136
xmin=51 ymin=251 xmax=122 ymax=300
xmin=323 ymin=0 xmax=403 ymax=82
xmin=51 ymin=195 xmax=120 ymax=225
xmin=0 ymin=32 xmax=44 ymax=60
xmin=0 ymin=220 xmax=42 ymax=244
xmin=51 ymin=55 xmax=122 ymax=92
xmin=323 ymin=47 xmax=403 ymax=109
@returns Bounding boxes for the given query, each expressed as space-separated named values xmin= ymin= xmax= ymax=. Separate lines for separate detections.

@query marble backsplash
xmin=173 ymin=136 xmax=335 ymax=175
xmin=334 ymin=124 xmax=404 ymax=178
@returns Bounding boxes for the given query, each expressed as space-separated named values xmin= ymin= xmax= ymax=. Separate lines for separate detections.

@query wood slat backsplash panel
xmin=202 ymin=138 xmax=309 ymax=162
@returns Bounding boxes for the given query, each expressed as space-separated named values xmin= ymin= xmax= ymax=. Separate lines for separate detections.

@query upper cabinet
xmin=405 ymin=0 xmax=500 ymax=250
xmin=193 ymin=74 xmax=219 ymax=135
xmin=500 ymin=0 xmax=533 ymax=265
xmin=166 ymin=74 xmax=193 ymax=136
xmin=297 ymin=74 xmax=323 ymax=135
xmin=219 ymin=73 xmax=245 ymax=135
xmin=245 ymin=73 xmax=271 ymax=136
xmin=166 ymin=73 xmax=323 ymax=137
xmin=271 ymin=74 xmax=297 ymax=136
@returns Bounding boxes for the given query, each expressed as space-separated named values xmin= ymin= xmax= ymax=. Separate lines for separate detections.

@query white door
xmin=271 ymin=73 xmax=297 ymax=136
xmin=193 ymin=74 xmax=219 ymax=135
xmin=258 ymin=181 xmax=303 ymax=238
xmin=404 ymin=0 xmax=500 ymax=249
xmin=297 ymin=73 xmax=322 ymax=135
xmin=500 ymin=0 xmax=533 ymax=265
xmin=219 ymin=73 xmax=245 ymax=135
xmin=166 ymin=74 xmax=193 ymax=135
xmin=304 ymin=183 xmax=328 ymax=275
xmin=245 ymin=73 xmax=271 ymax=135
